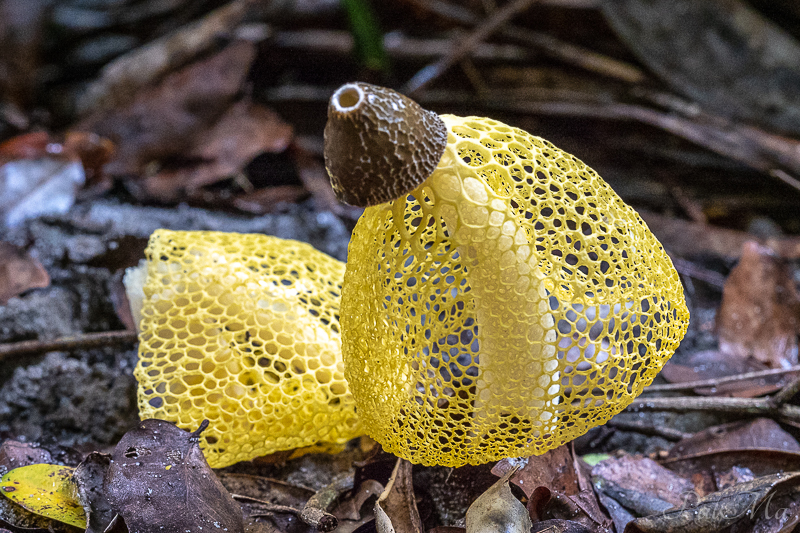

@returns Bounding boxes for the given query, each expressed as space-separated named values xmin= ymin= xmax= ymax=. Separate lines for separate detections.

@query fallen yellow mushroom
xmin=124 ymin=229 xmax=360 ymax=468
xmin=324 ymin=82 xmax=690 ymax=467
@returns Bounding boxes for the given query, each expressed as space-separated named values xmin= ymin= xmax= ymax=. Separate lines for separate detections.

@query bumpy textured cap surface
xmin=342 ymin=114 xmax=689 ymax=467
xmin=324 ymin=82 xmax=447 ymax=207
xmin=135 ymin=229 xmax=360 ymax=468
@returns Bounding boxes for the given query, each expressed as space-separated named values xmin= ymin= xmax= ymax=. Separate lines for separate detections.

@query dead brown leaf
xmin=79 ymin=40 xmax=256 ymax=180
xmin=141 ymin=100 xmax=293 ymax=202
xmin=97 ymin=419 xmax=244 ymax=533
xmin=0 ymin=242 xmax=49 ymax=304
xmin=668 ymin=419 xmax=800 ymax=458
xmin=662 ymin=449 xmax=800 ymax=498
xmin=592 ymin=455 xmax=694 ymax=522
xmin=717 ymin=241 xmax=800 ymax=369
xmin=493 ymin=445 xmax=579 ymax=498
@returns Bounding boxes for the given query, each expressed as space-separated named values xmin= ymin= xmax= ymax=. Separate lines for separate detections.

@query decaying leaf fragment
xmin=0 ymin=464 xmax=86 ymax=529
xmin=74 ymin=452 xmax=116 ymax=533
xmin=465 ymin=469 xmax=533 ymax=533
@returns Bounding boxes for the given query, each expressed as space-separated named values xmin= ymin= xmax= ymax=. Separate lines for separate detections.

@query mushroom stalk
xmin=408 ymin=117 xmax=559 ymax=425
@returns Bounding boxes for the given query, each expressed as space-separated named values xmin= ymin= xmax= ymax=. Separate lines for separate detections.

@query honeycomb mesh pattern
xmin=342 ymin=115 xmax=689 ymax=467
xmin=135 ymin=230 xmax=360 ymax=468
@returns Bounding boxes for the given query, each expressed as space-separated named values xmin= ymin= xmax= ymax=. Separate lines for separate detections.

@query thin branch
xmin=403 ymin=0 xmax=539 ymax=95
xmin=627 ymin=396 xmax=800 ymax=425
xmin=265 ymin=84 xmax=800 ymax=215
xmin=0 ymin=330 xmax=138 ymax=360
xmin=769 ymin=375 xmax=800 ymax=408
xmin=231 ymin=494 xmax=301 ymax=516
xmin=606 ymin=419 xmax=692 ymax=441
xmin=77 ymin=0 xmax=259 ymax=115
xmin=771 ymin=169 xmax=800 ymax=191
xmin=407 ymin=0 xmax=643 ymax=82
xmin=644 ymin=365 xmax=800 ymax=393
xmin=501 ymin=26 xmax=646 ymax=83
xmin=670 ymin=258 xmax=727 ymax=289
xmin=274 ymin=29 xmax=533 ymax=61
xmin=417 ymin=90 xmax=800 ymax=194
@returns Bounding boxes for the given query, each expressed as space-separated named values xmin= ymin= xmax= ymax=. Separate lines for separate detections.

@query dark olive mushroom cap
xmin=323 ymin=82 xmax=447 ymax=207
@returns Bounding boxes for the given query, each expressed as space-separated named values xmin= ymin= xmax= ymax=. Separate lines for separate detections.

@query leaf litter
xmin=2 ymin=2 xmax=800 ymax=533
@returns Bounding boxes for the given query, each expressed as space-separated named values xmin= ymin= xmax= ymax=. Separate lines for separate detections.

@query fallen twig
xmin=403 ymin=0 xmax=540 ymax=95
xmin=0 ymin=330 xmax=138 ymax=361
xmin=670 ymin=258 xmax=727 ymax=289
xmin=606 ymin=419 xmax=692 ymax=441
xmin=769 ymin=375 xmax=800 ymax=408
xmin=299 ymin=473 xmax=354 ymax=532
xmin=273 ymin=29 xmax=534 ymax=62
xmin=645 ymin=365 xmax=800 ymax=393
xmin=231 ymin=494 xmax=302 ymax=517
xmin=627 ymin=396 xmax=800 ymax=426
xmin=266 ymin=84 xmax=800 ymax=200
xmin=638 ymin=210 xmax=800 ymax=260
xmin=77 ymin=0 xmax=259 ymax=115
xmin=407 ymin=0 xmax=644 ymax=82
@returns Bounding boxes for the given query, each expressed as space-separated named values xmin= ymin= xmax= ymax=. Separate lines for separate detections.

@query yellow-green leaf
xmin=581 ymin=453 xmax=612 ymax=466
xmin=0 ymin=464 xmax=86 ymax=529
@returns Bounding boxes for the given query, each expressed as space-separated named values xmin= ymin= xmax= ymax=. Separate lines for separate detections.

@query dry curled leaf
xmin=465 ymin=470 xmax=532 ymax=533
xmin=74 ymin=452 xmax=116 ymax=533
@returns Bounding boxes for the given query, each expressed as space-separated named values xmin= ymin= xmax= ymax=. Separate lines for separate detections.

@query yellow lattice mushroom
xmin=125 ymin=229 xmax=361 ymax=468
xmin=324 ymin=82 xmax=689 ymax=467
